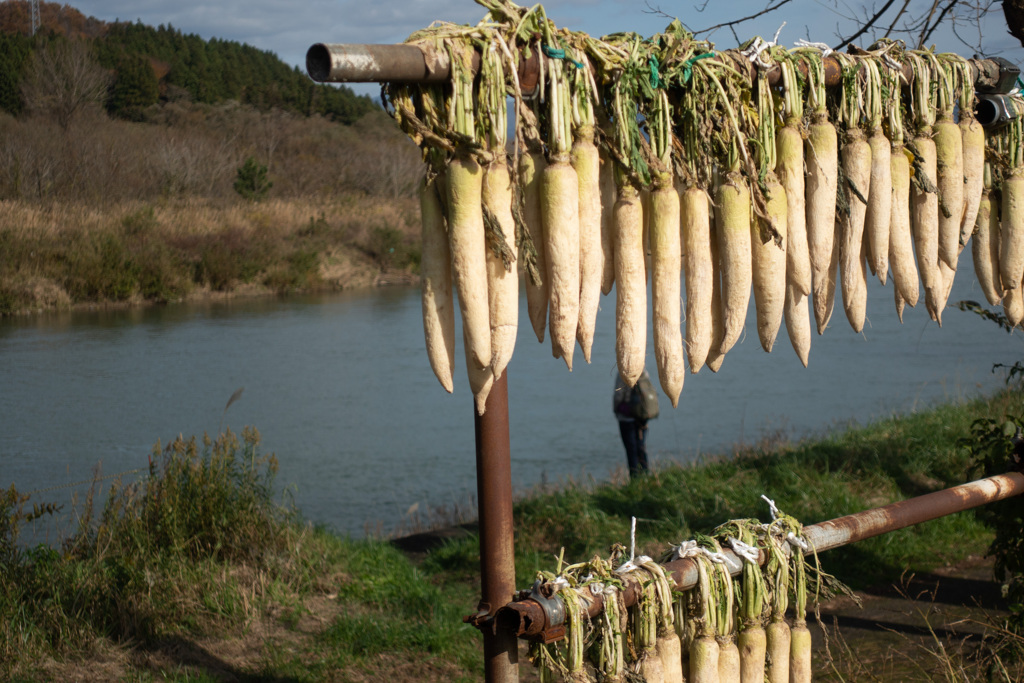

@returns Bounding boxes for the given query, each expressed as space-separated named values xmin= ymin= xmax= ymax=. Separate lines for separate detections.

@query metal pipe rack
xmin=305 ymin=37 xmax=1023 ymax=683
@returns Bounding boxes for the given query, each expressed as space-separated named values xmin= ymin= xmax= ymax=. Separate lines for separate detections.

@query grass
xmin=2 ymin=388 xmax=1023 ymax=681
xmin=0 ymin=196 xmax=422 ymax=315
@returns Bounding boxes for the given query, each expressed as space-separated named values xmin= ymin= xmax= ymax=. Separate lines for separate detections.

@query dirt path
xmin=806 ymin=554 xmax=1013 ymax=681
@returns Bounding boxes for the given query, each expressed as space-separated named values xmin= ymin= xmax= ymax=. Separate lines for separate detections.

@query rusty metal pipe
xmin=474 ymin=370 xmax=518 ymax=683
xmin=307 ymin=42 xmax=1004 ymax=93
xmin=501 ymin=471 xmax=1024 ymax=639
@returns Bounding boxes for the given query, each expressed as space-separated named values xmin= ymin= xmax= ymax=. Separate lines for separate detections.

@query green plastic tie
xmin=542 ymin=43 xmax=583 ymax=69
xmin=681 ymin=51 xmax=716 ymax=85
xmin=649 ymin=54 xmax=660 ymax=89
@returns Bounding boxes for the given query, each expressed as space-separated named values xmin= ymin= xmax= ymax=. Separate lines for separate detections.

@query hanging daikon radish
xmin=886 ymin=69 xmax=920 ymax=309
xmin=714 ymin=547 xmax=739 ymax=683
xmin=640 ymin=558 xmax=681 ymax=683
xmin=683 ymin=183 xmax=713 ymax=372
xmin=895 ymin=284 xmax=906 ymax=323
xmin=789 ymin=537 xmax=812 ymax=683
xmin=420 ymin=171 xmax=455 ymax=393
xmin=1005 ymin=282 xmax=1024 ymax=327
xmin=444 ymin=42 xmax=493 ymax=405
xmin=605 ymin=38 xmax=654 ymax=387
xmin=1001 ymin=116 xmax=1024 ymax=295
xmin=615 ymin=177 xmax=646 ymax=387
xmin=818 ymin=222 xmax=841 ymax=334
xmin=648 ymin=86 xmax=684 ymax=406
xmin=678 ymin=57 xmax=719 ymax=373
xmin=595 ymin=577 xmax=627 ymax=683
xmin=717 ymin=161 xmax=752 ymax=355
xmin=692 ymin=56 xmax=754 ymax=357
xmin=600 ymin=142 xmax=617 ymax=296
xmin=907 ymin=53 xmax=943 ymax=323
xmin=784 ymin=282 xmax=811 ymax=367
xmin=836 ymin=53 xmax=870 ymax=333
xmin=799 ymin=50 xmax=840 ymax=335
xmin=570 ymin=49 xmax=603 ymax=365
xmin=706 ymin=219 xmax=727 ymax=373
xmin=864 ymin=59 xmax=891 ymax=284
xmin=973 ymin=163 xmax=1002 ymax=306
xmin=521 ymin=146 xmax=548 ymax=343
xmin=776 ymin=57 xmax=811 ymax=297
xmin=479 ymin=43 xmax=518 ymax=383
xmin=934 ymin=54 xmax=964 ymax=272
xmin=764 ymin=524 xmax=791 ymax=683
xmin=751 ymin=75 xmax=787 ymax=352
xmin=541 ymin=55 xmax=581 ymax=369
xmin=388 ymin=83 xmax=457 ymax=395
xmin=718 ymin=522 xmax=767 ymax=683
xmin=690 ymin=550 xmax=721 ymax=683
xmin=958 ymin=58 xmax=985 ymax=252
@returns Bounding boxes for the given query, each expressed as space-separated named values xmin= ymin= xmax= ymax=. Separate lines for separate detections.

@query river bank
xmin=4 ymin=388 xmax=1023 ymax=681
xmin=0 ymin=195 xmax=420 ymax=316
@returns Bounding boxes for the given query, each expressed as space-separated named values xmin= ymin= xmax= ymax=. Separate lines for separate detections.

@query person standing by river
xmin=613 ymin=369 xmax=659 ymax=479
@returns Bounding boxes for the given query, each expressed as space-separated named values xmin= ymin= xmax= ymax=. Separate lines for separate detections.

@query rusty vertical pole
xmin=474 ymin=369 xmax=518 ymax=683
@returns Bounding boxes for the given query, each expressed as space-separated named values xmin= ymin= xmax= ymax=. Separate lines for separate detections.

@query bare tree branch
xmin=691 ymin=0 xmax=794 ymax=37
xmin=883 ymin=0 xmax=915 ymax=37
xmin=916 ymin=0 xmax=945 ymax=47
xmin=833 ymin=0 xmax=900 ymax=49
xmin=920 ymin=0 xmax=960 ymax=47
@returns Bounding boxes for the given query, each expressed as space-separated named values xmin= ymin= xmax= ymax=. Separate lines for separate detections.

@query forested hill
xmin=0 ymin=0 xmax=376 ymax=123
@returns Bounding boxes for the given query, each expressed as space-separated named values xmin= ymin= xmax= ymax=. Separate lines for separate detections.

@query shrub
xmin=233 ymin=156 xmax=272 ymax=202
xmin=964 ymin=416 xmax=1024 ymax=630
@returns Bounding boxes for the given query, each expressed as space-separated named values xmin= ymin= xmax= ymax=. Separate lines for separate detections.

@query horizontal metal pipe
xmin=307 ymin=42 xmax=1005 ymax=94
xmin=499 ymin=471 xmax=1024 ymax=640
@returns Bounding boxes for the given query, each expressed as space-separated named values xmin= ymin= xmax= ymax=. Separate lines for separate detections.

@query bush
xmin=233 ymin=156 xmax=272 ymax=202
xmin=964 ymin=417 xmax=1024 ymax=630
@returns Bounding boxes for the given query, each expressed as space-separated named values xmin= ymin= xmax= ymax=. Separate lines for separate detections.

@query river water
xmin=1 ymin=261 xmax=1020 ymax=539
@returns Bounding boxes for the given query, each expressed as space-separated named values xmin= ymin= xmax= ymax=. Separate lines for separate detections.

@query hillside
xmin=0 ymin=2 xmax=426 ymax=314
xmin=0 ymin=0 xmax=376 ymax=122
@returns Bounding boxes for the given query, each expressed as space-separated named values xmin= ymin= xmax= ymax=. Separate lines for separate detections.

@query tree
xmin=233 ymin=156 xmax=272 ymax=201
xmin=20 ymin=38 xmax=110 ymax=130
xmin=106 ymin=52 xmax=159 ymax=119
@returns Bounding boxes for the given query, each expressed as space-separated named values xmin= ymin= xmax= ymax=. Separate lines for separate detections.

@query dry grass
xmin=0 ymin=194 xmax=421 ymax=314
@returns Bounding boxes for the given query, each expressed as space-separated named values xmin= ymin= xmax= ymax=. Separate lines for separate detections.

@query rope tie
xmin=542 ymin=43 xmax=583 ymax=69
xmin=728 ymin=536 xmax=760 ymax=564
xmin=794 ymin=38 xmax=833 ymax=58
xmin=681 ymin=52 xmax=716 ymax=84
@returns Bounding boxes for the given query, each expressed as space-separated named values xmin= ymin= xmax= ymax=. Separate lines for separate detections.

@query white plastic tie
xmin=616 ymin=560 xmax=638 ymax=575
xmin=700 ymin=547 xmax=726 ymax=564
xmin=728 ymin=536 xmax=760 ymax=564
xmin=675 ymin=540 xmax=700 ymax=559
xmin=794 ymin=39 xmax=833 ymax=58
xmin=550 ymin=576 xmax=570 ymax=593
xmin=741 ymin=37 xmax=773 ymax=69
xmin=761 ymin=494 xmax=781 ymax=520
xmin=787 ymin=532 xmax=811 ymax=552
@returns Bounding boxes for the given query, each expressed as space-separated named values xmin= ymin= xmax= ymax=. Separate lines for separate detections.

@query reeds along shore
xmin=0 ymin=196 xmax=423 ymax=314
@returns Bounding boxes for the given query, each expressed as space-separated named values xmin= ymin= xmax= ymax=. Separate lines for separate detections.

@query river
xmin=1 ymin=261 xmax=1020 ymax=539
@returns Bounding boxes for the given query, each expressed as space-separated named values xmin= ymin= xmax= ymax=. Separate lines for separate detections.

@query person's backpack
xmin=628 ymin=373 xmax=660 ymax=420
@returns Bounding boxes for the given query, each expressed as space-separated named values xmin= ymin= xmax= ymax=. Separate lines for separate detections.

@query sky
xmin=63 ymin=0 xmax=1024 ymax=98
